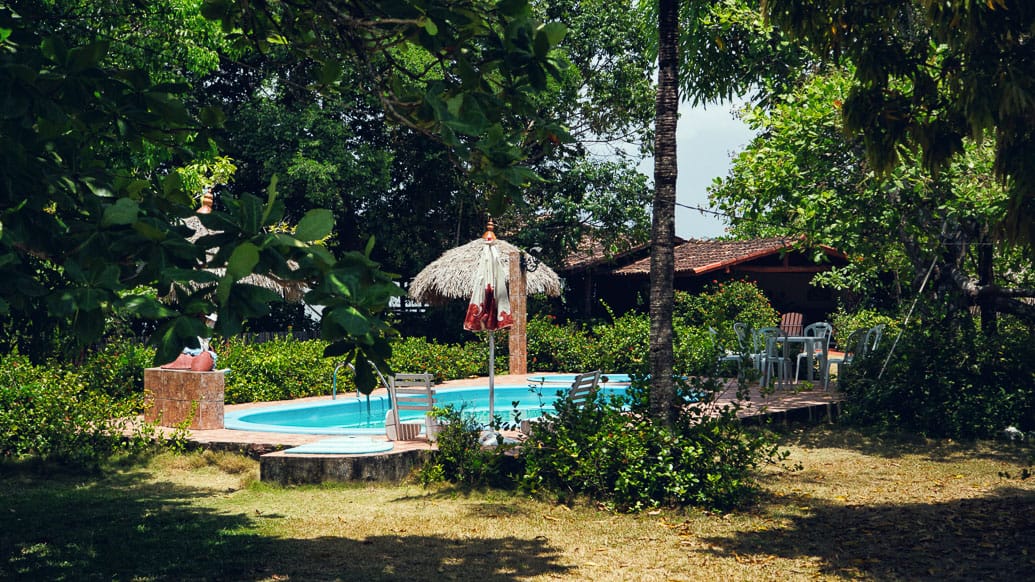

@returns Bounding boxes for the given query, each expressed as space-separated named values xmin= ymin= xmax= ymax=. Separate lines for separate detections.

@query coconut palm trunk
xmin=650 ymin=0 xmax=679 ymax=425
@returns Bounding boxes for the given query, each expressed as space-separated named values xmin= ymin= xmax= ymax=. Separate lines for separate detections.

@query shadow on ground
xmin=0 ymin=467 xmax=570 ymax=581
xmin=699 ymin=486 xmax=1035 ymax=581
xmin=778 ymin=424 xmax=1035 ymax=465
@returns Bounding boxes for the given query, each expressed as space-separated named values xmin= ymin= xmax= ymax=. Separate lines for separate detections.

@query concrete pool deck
xmin=163 ymin=373 xmax=844 ymax=484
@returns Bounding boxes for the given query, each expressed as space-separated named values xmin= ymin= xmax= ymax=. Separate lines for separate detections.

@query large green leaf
xmin=226 ymin=242 xmax=260 ymax=279
xmin=294 ymin=209 xmax=334 ymax=242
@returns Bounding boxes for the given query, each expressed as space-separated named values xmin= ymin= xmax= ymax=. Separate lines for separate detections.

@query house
xmin=559 ymin=236 xmax=849 ymax=323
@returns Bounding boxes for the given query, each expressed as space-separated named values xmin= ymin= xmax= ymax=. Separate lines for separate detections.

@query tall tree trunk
xmin=649 ymin=0 xmax=679 ymax=426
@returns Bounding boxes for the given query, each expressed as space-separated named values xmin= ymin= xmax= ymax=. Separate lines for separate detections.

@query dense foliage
xmin=419 ymin=405 xmax=522 ymax=489
xmin=424 ymin=376 xmax=786 ymax=511
xmin=0 ymin=354 xmax=153 ymax=467
xmin=842 ymin=313 xmax=1035 ymax=439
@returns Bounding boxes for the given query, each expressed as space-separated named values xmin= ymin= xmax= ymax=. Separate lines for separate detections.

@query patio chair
xmin=385 ymin=373 xmax=436 ymax=441
xmin=709 ymin=327 xmax=743 ymax=374
xmin=758 ymin=327 xmax=791 ymax=389
xmin=733 ymin=322 xmax=764 ymax=370
xmin=779 ymin=312 xmax=805 ymax=337
xmin=823 ymin=329 xmax=866 ymax=389
xmin=865 ymin=324 xmax=886 ymax=352
xmin=520 ymin=370 xmax=601 ymax=434
xmin=795 ymin=322 xmax=833 ymax=383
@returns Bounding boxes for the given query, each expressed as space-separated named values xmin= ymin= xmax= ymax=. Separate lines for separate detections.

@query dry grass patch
xmin=2 ymin=427 xmax=1032 ymax=581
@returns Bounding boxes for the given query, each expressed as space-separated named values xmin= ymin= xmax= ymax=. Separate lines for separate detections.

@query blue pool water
xmin=224 ymin=384 xmax=630 ymax=435
xmin=527 ymin=373 xmax=632 ymax=385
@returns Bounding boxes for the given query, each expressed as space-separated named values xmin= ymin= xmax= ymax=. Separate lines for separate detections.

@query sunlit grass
xmin=1 ymin=426 xmax=1032 ymax=581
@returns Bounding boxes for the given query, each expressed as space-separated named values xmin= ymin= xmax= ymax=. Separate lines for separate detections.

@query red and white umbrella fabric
xmin=462 ymin=229 xmax=514 ymax=424
xmin=463 ymin=235 xmax=515 ymax=333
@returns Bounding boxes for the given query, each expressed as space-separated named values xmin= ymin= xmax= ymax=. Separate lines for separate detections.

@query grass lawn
xmin=1 ymin=426 xmax=1033 ymax=581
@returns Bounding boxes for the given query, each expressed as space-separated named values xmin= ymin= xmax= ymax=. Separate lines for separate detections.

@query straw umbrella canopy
xmin=409 ymin=228 xmax=561 ymax=306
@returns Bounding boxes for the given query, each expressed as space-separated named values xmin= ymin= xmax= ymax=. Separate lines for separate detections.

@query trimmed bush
xmin=389 ymin=336 xmax=501 ymax=382
xmin=526 ymin=315 xmax=594 ymax=372
xmin=591 ymin=310 xmax=650 ymax=375
xmin=219 ymin=337 xmax=338 ymax=404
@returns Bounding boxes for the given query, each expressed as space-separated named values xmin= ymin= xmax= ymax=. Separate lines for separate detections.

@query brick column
xmin=143 ymin=368 xmax=225 ymax=429
xmin=508 ymin=250 xmax=527 ymax=375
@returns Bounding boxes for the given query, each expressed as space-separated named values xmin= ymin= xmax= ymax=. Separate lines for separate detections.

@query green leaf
xmin=119 ymin=296 xmax=176 ymax=319
xmin=261 ymin=176 xmax=279 ymax=226
xmin=294 ymin=208 xmax=334 ymax=242
xmin=239 ymin=194 xmax=263 ymax=235
xmin=327 ymin=306 xmax=372 ymax=336
xmin=352 ymin=358 xmax=377 ymax=395
xmin=323 ymin=340 xmax=356 ymax=358
xmin=227 ymin=242 xmax=260 ymax=279
xmin=422 ymin=18 xmax=438 ymax=36
xmin=538 ymin=22 xmax=566 ymax=47
xmin=101 ymin=198 xmax=140 ymax=226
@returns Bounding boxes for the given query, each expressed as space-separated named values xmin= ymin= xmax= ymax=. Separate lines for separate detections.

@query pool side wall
xmin=261 ymin=449 xmax=433 ymax=484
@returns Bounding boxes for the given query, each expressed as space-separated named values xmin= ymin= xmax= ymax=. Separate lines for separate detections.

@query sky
xmin=638 ymin=101 xmax=758 ymax=240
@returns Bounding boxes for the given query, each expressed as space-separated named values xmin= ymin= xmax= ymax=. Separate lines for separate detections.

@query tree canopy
xmin=763 ymin=0 xmax=1035 ymax=245
xmin=0 ymin=0 xmax=573 ymax=391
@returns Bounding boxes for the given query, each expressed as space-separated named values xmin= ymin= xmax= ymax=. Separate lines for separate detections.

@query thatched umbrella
xmin=409 ymin=220 xmax=561 ymax=424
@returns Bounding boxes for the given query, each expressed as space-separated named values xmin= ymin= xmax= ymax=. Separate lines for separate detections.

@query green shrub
xmin=843 ymin=315 xmax=1035 ymax=438
xmin=0 ymin=354 xmax=147 ymax=467
xmin=389 ymin=336 xmax=501 ymax=382
xmin=591 ymin=309 xmax=650 ymax=375
xmin=520 ymin=377 xmax=785 ymax=511
xmin=77 ymin=339 xmax=155 ymax=399
xmin=220 ymin=337 xmax=338 ymax=404
xmin=675 ymin=280 xmax=779 ymax=351
xmin=419 ymin=405 xmax=522 ymax=488
xmin=526 ymin=315 xmax=594 ymax=372
xmin=829 ymin=307 xmax=899 ymax=350
xmin=673 ymin=325 xmax=716 ymax=376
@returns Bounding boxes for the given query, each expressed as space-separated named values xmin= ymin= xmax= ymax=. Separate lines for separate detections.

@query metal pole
xmin=488 ymin=330 xmax=495 ymax=424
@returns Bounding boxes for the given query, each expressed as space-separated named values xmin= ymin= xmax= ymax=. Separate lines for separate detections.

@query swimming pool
xmin=224 ymin=384 xmax=630 ymax=435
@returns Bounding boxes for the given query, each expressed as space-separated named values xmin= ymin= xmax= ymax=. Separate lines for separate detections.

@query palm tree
xmin=649 ymin=0 xmax=680 ymax=425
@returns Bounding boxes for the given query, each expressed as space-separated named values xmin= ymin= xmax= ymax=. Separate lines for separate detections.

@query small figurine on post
xmin=160 ymin=313 xmax=219 ymax=371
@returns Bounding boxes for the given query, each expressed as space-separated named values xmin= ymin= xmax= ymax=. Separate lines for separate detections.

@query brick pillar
xmin=143 ymin=368 xmax=225 ymax=429
xmin=508 ymin=250 xmax=527 ymax=375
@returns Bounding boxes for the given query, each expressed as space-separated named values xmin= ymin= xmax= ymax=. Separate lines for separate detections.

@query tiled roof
xmin=561 ymin=234 xmax=684 ymax=271
xmin=612 ymin=236 xmax=832 ymax=276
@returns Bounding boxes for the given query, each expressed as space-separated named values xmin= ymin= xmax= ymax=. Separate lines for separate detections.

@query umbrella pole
xmin=488 ymin=330 xmax=495 ymax=426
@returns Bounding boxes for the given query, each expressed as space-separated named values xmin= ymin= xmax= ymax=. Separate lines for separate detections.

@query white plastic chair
xmin=758 ymin=326 xmax=790 ymax=389
xmin=520 ymin=370 xmax=600 ymax=434
xmin=824 ymin=329 xmax=866 ymax=389
xmin=795 ymin=322 xmax=833 ymax=383
xmin=385 ymin=373 xmax=435 ymax=441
